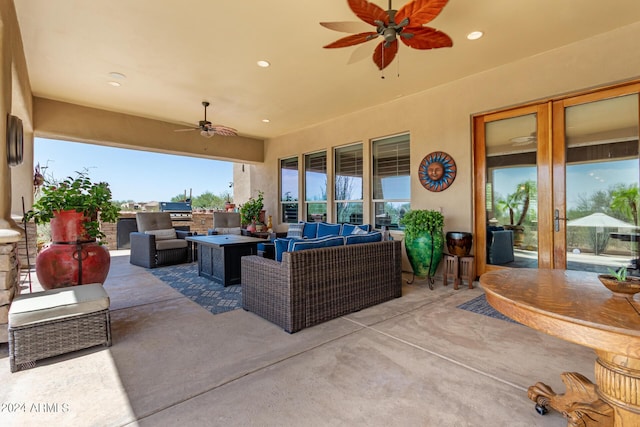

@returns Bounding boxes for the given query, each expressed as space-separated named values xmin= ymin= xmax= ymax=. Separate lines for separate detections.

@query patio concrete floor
xmin=0 ymin=250 xmax=596 ymax=426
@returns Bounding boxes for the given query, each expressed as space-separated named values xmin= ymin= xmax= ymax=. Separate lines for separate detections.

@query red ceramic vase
xmin=36 ymin=210 xmax=110 ymax=289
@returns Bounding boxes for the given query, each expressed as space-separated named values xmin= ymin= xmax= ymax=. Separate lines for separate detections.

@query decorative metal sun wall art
xmin=418 ymin=151 xmax=456 ymax=192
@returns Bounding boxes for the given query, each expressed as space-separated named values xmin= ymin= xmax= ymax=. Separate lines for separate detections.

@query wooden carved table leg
xmin=527 ymin=372 xmax=613 ymax=427
xmin=593 ymin=351 xmax=640 ymax=427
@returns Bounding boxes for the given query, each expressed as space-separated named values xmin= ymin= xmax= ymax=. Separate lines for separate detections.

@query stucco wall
xmin=258 ymin=22 xmax=640 ymax=237
xmin=1 ymin=0 xmax=33 ymax=227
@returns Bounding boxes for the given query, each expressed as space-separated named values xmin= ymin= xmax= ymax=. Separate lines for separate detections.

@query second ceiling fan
xmin=175 ymin=101 xmax=237 ymax=138
xmin=321 ymin=0 xmax=453 ymax=70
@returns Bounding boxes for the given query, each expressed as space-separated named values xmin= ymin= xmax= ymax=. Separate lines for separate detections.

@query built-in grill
xmin=160 ymin=201 xmax=192 ymax=221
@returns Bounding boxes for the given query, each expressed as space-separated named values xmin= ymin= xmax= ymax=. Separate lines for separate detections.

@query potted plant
xmin=400 ymin=209 xmax=445 ymax=288
xmin=239 ymin=191 xmax=264 ymax=231
xmin=597 ymin=266 xmax=640 ymax=297
xmin=223 ymin=191 xmax=235 ymax=212
xmin=24 ymin=171 xmax=120 ymax=289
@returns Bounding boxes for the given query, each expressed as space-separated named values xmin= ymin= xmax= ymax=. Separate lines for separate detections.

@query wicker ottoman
xmin=8 ymin=284 xmax=112 ymax=372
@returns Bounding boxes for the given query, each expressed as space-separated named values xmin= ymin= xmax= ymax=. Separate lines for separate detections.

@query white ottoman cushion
xmin=9 ymin=284 xmax=110 ymax=327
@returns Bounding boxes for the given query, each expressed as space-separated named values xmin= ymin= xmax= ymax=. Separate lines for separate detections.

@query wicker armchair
xmin=241 ymin=240 xmax=402 ymax=333
xmin=129 ymin=212 xmax=191 ymax=268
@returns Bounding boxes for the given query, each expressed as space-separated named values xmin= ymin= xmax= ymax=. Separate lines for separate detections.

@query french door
xmin=474 ymin=82 xmax=640 ymax=275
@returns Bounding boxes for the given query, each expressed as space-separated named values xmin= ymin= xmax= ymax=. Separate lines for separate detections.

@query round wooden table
xmin=480 ymin=268 xmax=640 ymax=427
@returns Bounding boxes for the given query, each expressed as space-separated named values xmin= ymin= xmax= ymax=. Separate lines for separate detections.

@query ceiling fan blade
xmin=347 ymin=42 xmax=373 ymax=64
xmin=372 ymin=39 xmax=398 ymax=70
xmin=320 ymin=21 xmax=372 ymax=33
xmin=211 ymin=125 xmax=238 ymax=137
xmin=324 ymin=32 xmax=377 ymax=49
xmin=174 ymin=128 xmax=198 ymax=132
xmin=400 ymin=27 xmax=453 ymax=49
xmin=347 ymin=0 xmax=388 ymax=27
xmin=396 ymin=0 xmax=449 ymax=27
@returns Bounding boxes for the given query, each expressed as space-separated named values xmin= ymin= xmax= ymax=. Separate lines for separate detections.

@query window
xmin=334 ymin=144 xmax=363 ymax=224
xmin=372 ymin=134 xmax=410 ymax=229
xmin=280 ymin=157 xmax=299 ymax=223
xmin=304 ymin=151 xmax=327 ymax=222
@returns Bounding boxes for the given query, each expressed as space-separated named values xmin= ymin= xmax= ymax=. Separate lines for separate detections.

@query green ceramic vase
xmin=405 ymin=230 xmax=444 ymax=278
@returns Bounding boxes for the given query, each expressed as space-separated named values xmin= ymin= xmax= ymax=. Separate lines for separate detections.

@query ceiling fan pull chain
xmin=380 ymin=44 xmax=386 ymax=79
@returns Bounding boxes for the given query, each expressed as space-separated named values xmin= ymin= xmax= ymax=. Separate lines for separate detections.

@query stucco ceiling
xmin=13 ymin=0 xmax=640 ymax=140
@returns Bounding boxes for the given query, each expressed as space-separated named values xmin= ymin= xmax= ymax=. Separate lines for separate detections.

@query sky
xmin=34 ymin=138 xmax=233 ymax=202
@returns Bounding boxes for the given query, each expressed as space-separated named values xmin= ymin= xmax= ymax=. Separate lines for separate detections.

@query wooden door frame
xmin=551 ymin=83 xmax=640 ymax=268
xmin=473 ymin=104 xmax=549 ymax=275
xmin=474 ymin=80 xmax=640 ymax=276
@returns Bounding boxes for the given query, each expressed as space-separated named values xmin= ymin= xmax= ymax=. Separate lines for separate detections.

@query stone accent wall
xmin=101 ymin=220 xmax=118 ymax=251
xmin=15 ymin=220 xmax=37 ymax=268
xmin=190 ymin=212 xmax=217 ymax=235
xmin=0 ymin=242 xmax=20 ymax=343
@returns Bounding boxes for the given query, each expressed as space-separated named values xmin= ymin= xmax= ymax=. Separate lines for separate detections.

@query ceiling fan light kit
xmin=321 ymin=0 xmax=453 ymax=71
xmin=174 ymin=101 xmax=238 ymax=138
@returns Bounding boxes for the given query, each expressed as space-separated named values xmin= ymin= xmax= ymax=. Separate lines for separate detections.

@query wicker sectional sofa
xmin=241 ymin=239 xmax=402 ymax=333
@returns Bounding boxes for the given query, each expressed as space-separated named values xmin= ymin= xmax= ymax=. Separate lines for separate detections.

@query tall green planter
xmin=405 ymin=230 xmax=444 ymax=284
xmin=400 ymin=209 xmax=445 ymax=289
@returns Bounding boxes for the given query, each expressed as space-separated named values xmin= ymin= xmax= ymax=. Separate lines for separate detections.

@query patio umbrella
xmin=566 ymin=212 xmax=635 ymax=228
xmin=567 ymin=212 xmax=636 ymax=255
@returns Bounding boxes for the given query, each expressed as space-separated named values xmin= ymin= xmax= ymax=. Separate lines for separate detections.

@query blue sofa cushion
xmin=289 ymin=236 xmax=344 ymax=252
xmin=317 ymin=222 xmax=341 ymax=238
xmin=275 ymin=238 xmax=297 ymax=262
xmin=287 ymin=223 xmax=304 ymax=239
xmin=344 ymin=231 xmax=383 ymax=245
xmin=301 ymin=222 xmax=319 ymax=239
xmin=340 ymin=224 xmax=371 ymax=235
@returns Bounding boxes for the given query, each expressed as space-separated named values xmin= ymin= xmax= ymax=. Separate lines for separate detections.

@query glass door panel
xmin=563 ymin=94 xmax=639 ymax=274
xmin=485 ymin=113 xmax=539 ymax=268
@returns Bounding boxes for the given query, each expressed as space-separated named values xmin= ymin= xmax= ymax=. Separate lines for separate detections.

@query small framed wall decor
xmin=6 ymin=114 xmax=23 ymax=167
xmin=418 ymin=151 xmax=456 ymax=192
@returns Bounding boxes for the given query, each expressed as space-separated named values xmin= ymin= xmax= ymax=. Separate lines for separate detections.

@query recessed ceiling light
xmin=262 ymin=119 xmax=270 ymax=123
xmin=467 ymin=31 xmax=484 ymax=40
xmin=257 ymin=60 xmax=271 ymax=68
xmin=108 ymin=72 xmax=126 ymax=79
xmin=108 ymin=81 xmax=121 ymax=87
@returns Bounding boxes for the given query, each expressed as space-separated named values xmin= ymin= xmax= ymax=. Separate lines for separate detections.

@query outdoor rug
xmin=456 ymin=294 xmax=517 ymax=324
xmin=150 ymin=263 xmax=242 ymax=315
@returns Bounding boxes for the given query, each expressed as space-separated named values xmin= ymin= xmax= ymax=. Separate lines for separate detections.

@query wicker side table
xmin=443 ymin=254 xmax=475 ymax=290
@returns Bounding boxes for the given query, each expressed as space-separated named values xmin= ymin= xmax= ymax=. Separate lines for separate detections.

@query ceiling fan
xmin=174 ymin=101 xmax=237 ymax=138
xmin=321 ymin=0 xmax=453 ymax=70
xmin=510 ymin=131 xmax=537 ymax=146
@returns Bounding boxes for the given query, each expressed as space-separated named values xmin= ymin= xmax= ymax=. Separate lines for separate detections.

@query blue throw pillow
xmin=301 ymin=222 xmax=319 ymax=239
xmin=340 ymin=224 xmax=370 ymax=235
xmin=344 ymin=231 xmax=383 ymax=245
xmin=351 ymin=226 xmax=368 ymax=235
xmin=317 ymin=222 xmax=341 ymax=238
xmin=275 ymin=238 xmax=296 ymax=262
xmin=340 ymin=224 xmax=355 ymax=235
xmin=286 ymin=223 xmax=304 ymax=239
xmin=289 ymin=236 xmax=345 ymax=252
